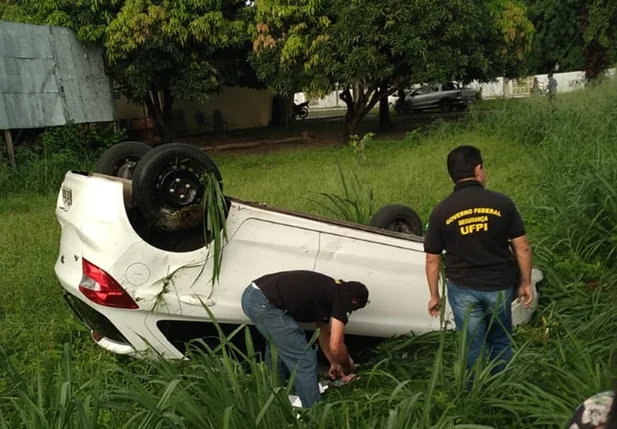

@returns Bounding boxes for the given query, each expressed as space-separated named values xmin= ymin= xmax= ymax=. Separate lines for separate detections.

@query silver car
xmin=395 ymin=82 xmax=476 ymax=113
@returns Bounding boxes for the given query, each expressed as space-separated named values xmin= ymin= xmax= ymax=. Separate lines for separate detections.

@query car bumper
xmin=62 ymin=291 xmax=141 ymax=357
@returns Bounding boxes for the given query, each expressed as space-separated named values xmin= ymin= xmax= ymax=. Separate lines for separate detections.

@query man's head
xmin=338 ymin=280 xmax=369 ymax=313
xmin=446 ymin=145 xmax=486 ymax=186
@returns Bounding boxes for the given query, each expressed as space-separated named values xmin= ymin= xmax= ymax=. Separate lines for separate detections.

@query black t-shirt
xmin=254 ymin=270 xmax=351 ymax=324
xmin=423 ymin=180 xmax=525 ymax=291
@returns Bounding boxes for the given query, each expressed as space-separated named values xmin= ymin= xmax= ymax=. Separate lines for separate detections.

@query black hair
xmin=339 ymin=281 xmax=369 ymax=313
xmin=447 ymin=145 xmax=483 ymax=183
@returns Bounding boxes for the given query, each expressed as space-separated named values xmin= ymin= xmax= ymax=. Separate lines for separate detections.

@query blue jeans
xmin=240 ymin=284 xmax=320 ymax=408
xmin=447 ymin=281 xmax=513 ymax=376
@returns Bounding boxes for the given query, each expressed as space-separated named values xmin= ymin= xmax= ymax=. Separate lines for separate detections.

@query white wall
xmin=294 ymin=68 xmax=616 ymax=108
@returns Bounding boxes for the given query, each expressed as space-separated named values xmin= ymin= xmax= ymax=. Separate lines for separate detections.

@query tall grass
xmin=307 ymin=163 xmax=376 ymax=224
xmin=2 ymin=81 xmax=617 ymax=428
xmin=1 ymin=282 xmax=615 ymax=428
xmin=470 ymin=80 xmax=617 ymax=286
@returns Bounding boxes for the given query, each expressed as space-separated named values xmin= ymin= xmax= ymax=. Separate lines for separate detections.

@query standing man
xmin=547 ymin=71 xmax=558 ymax=102
xmin=241 ymin=270 xmax=369 ymax=408
xmin=423 ymin=145 xmax=533 ymax=380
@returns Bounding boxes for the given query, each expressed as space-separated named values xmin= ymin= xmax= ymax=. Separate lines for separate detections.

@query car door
xmin=143 ymin=214 xmax=321 ymax=331
xmin=411 ymin=85 xmax=439 ymax=109
xmin=313 ymin=232 xmax=440 ymax=338
xmin=206 ymin=218 xmax=321 ymax=323
xmin=408 ymin=86 xmax=429 ymax=109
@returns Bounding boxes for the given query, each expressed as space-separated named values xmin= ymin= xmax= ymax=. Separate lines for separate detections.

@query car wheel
xmin=439 ymin=99 xmax=452 ymax=113
xmin=299 ymin=108 xmax=309 ymax=119
xmin=456 ymin=104 xmax=468 ymax=112
xmin=369 ymin=204 xmax=423 ymax=236
xmin=94 ymin=141 xmax=152 ymax=179
xmin=132 ymin=143 xmax=223 ymax=231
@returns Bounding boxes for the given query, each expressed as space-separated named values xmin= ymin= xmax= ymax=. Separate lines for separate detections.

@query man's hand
xmin=341 ymin=373 xmax=357 ymax=384
xmin=512 ymin=235 xmax=533 ymax=309
xmin=329 ymin=318 xmax=354 ymax=372
xmin=328 ymin=363 xmax=344 ymax=379
xmin=428 ymin=294 xmax=441 ymax=317
xmin=517 ymin=283 xmax=533 ymax=308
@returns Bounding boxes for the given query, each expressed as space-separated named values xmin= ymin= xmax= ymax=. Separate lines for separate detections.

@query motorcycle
xmin=293 ymin=101 xmax=310 ymax=119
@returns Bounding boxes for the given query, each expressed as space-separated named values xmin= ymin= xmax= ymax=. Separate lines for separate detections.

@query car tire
xmin=94 ymin=141 xmax=152 ymax=179
xmin=439 ymin=99 xmax=452 ymax=113
xmin=369 ymin=204 xmax=423 ymax=236
xmin=456 ymin=104 xmax=468 ymax=112
xmin=132 ymin=143 xmax=223 ymax=231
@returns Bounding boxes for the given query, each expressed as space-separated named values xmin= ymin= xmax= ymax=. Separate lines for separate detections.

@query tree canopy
xmin=27 ymin=0 xmax=254 ymax=140
xmin=4 ymin=0 xmax=615 ymax=140
xmin=523 ymin=0 xmax=617 ymax=79
xmin=251 ymin=0 xmax=534 ymax=136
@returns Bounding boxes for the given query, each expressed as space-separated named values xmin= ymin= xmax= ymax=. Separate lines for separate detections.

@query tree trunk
xmin=340 ymin=88 xmax=362 ymax=141
xmin=340 ymin=85 xmax=382 ymax=142
xmin=270 ymin=95 xmax=294 ymax=127
xmin=161 ymin=87 xmax=174 ymax=140
xmin=378 ymin=94 xmax=391 ymax=131
xmin=584 ymin=39 xmax=610 ymax=80
xmin=345 ymin=108 xmax=364 ymax=138
xmin=144 ymin=87 xmax=174 ymax=143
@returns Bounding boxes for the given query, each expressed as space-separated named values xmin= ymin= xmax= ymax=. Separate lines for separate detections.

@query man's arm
xmin=511 ymin=234 xmax=533 ymax=308
xmin=426 ymin=253 xmax=442 ymax=316
xmin=328 ymin=318 xmax=353 ymax=374
xmin=315 ymin=321 xmax=336 ymax=364
xmin=509 ymin=199 xmax=533 ymax=308
xmin=424 ymin=209 xmax=444 ymax=317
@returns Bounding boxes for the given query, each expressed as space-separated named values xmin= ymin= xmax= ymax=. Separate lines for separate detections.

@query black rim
xmin=155 ymin=160 xmax=204 ymax=208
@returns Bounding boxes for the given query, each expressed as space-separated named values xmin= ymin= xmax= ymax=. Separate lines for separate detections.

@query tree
xmin=523 ymin=0 xmax=617 ymax=79
xmin=0 ymin=1 xmax=35 ymax=22
xmin=251 ymin=0 xmax=534 ymax=138
xmin=29 ymin=0 xmax=253 ymax=141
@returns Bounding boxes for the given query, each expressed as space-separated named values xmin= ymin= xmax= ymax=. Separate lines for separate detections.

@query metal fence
xmin=0 ymin=20 xmax=115 ymax=130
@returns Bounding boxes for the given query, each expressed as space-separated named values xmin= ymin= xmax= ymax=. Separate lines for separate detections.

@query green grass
xmin=1 ymin=80 xmax=617 ymax=428
xmin=216 ymin=130 xmax=538 ymax=223
xmin=0 ymin=130 xmax=537 ymax=365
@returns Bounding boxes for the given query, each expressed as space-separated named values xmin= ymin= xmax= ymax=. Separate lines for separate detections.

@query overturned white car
xmin=54 ymin=142 xmax=543 ymax=359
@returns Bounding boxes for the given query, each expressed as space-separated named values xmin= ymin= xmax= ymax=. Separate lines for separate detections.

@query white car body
xmin=54 ymin=171 xmax=543 ymax=359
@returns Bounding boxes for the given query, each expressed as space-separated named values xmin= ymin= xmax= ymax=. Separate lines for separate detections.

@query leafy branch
xmin=201 ymin=172 xmax=228 ymax=290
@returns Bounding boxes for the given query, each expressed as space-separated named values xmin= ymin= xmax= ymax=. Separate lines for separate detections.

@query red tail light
xmin=79 ymin=259 xmax=139 ymax=309
xmin=457 ymin=91 xmax=462 ymax=97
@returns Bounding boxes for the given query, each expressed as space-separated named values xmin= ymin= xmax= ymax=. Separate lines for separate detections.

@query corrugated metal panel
xmin=0 ymin=20 xmax=115 ymax=129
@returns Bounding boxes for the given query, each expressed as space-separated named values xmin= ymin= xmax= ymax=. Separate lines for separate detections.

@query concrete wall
xmin=175 ymin=87 xmax=272 ymax=132
xmin=115 ymin=86 xmax=273 ymax=134
xmin=295 ymin=90 xmax=344 ymax=109
xmin=0 ymin=20 xmax=115 ymax=129
xmin=295 ymin=68 xmax=617 ymax=108
xmin=469 ymin=71 xmax=593 ymax=99
xmin=114 ymin=92 xmax=145 ymax=119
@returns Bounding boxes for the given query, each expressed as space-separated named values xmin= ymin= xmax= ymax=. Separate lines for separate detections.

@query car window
xmin=412 ymin=87 xmax=428 ymax=95
xmin=443 ymin=82 xmax=456 ymax=91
